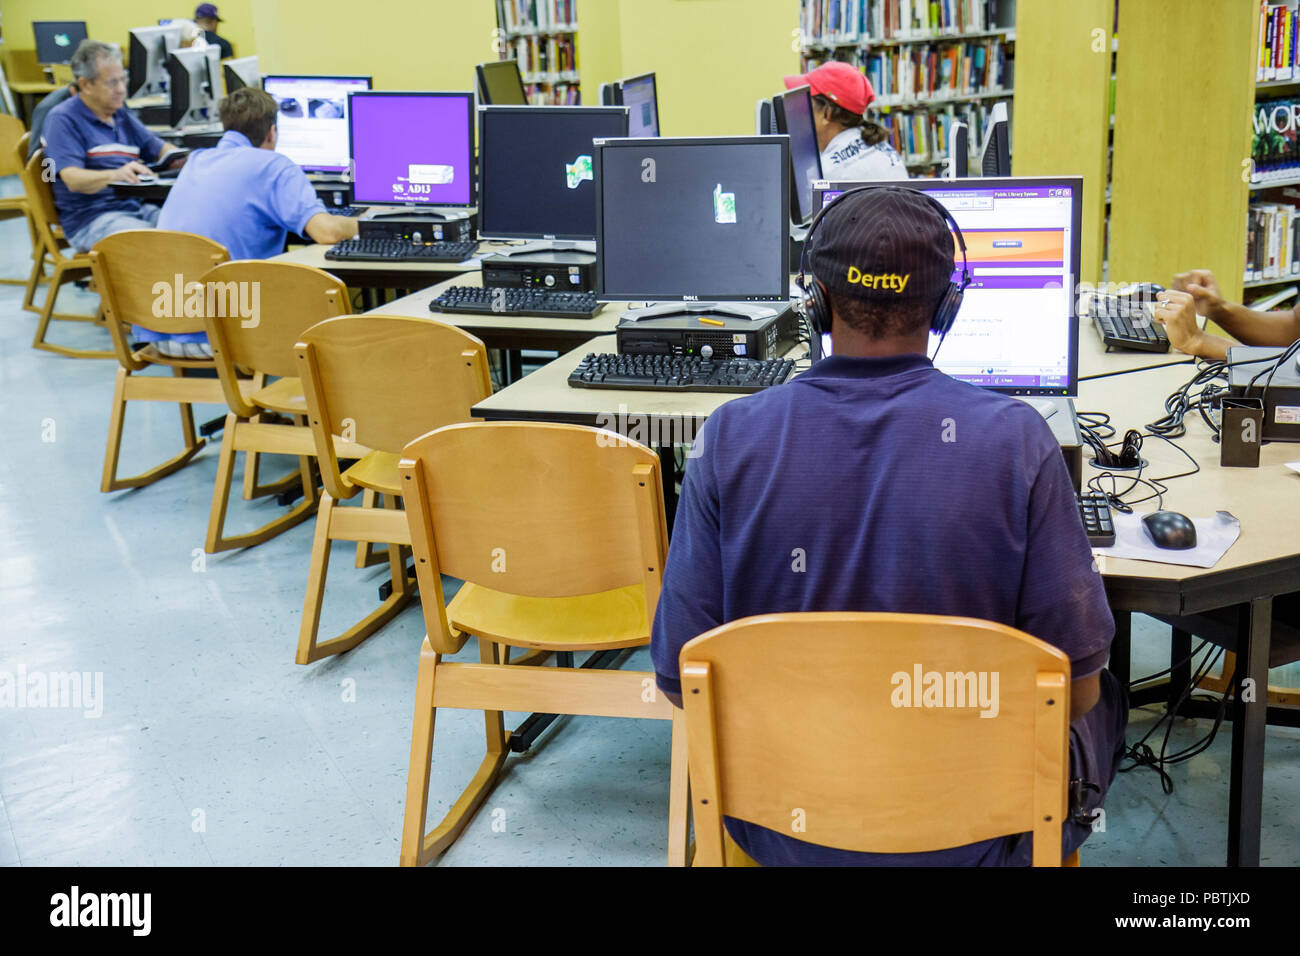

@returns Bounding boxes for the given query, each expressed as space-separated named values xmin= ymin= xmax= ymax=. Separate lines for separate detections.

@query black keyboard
xmin=1091 ymin=295 xmax=1170 ymax=353
xmin=568 ymin=353 xmax=796 ymax=393
xmin=327 ymin=206 xmax=366 ymax=217
xmin=430 ymin=286 xmax=601 ymax=319
xmin=1078 ymin=492 xmax=1116 ymax=547
xmin=325 ymin=238 xmax=479 ymax=263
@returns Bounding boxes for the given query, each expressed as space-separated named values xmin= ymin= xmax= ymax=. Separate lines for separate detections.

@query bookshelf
xmin=495 ymin=0 xmax=580 ymax=105
xmin=797 ymin=0 xmax=1016 ymax=173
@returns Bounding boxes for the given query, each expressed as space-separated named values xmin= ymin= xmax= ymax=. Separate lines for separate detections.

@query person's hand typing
xmin=1171 ymin=269 xmax=1223 ymax=317
xmin=111 ymin=160 xmax=153 ymax=185
xmin=1154 ymin=289 xmax=1216 ymax=357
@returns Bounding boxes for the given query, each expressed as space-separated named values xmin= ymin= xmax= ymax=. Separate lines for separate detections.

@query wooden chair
xmin=293 ymin=315 xmax=493 ymax=665
xmin=679 ymin=612 xmax=1073 ymax=867
xmin=20 ymin=148 xmax=107 ymax=358
xmin=89 ymin=230 xmax=239 ymax=492
xmin=0 ymin=116 xmax=39 ymax=283
xmin=397 ymin=421 xmax=689 ymax=868
xmin=201 ymin=260 xmax=353 ymax=553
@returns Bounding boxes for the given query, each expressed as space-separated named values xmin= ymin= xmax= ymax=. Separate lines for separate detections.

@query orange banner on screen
xmin=956 ymin=229 xmax=1065 ymax=266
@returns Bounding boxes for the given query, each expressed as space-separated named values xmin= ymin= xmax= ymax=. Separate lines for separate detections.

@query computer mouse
xmin=1142 ymin=510 xmax=1197 ymax=550
xmin=1117 ymin=281 xmax=1165 ymax=300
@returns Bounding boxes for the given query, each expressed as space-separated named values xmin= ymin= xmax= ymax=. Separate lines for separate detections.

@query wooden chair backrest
xmin=0 ymin=115 xmax=27 ymax=177
xmin=295 ymin=315 xmax=493 ymax=499
xmin=20 ymin=149 xmax=60 ymax=245
xmin=5 ymin=50 xmax=44 ymax=84
xmin=201 ymin=261 xmax=349 ymax=415
xmin=399 ymin=421 xmax=669 ymax=653
xmin=679 ymin=612 xmax=1072 ymax=866
xmin=87 ymin=230 xmax=230 ymax=367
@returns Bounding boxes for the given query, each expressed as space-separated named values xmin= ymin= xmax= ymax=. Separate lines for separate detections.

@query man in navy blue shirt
xmin=650 ymin=187 xmax=1127 ymax=866
xmin=42 ymin=40 xmax=183 ymax=253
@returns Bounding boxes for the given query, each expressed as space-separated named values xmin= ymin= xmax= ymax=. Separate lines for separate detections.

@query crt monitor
xmin=980 ymin=101 xmax=1011 ymax=177
xmin=349 ymin=91 xmax=475 ymax=206
xmin=128 ymin=24 xmax=183 ymax=98
xmin=594 ymin=136 xmax=791 ymax=302
xmin=478 ymin=105 xmax=629 ymax=242
xmin=166 ymin=46 xmax=221 ymax=128
xmin=263 ymin=75 xmax=371 ymax=173
xmin=812 ymin=176 xmax=1082 ymax=396
xmin=223 ymin=56 xmax=260 ymax=94
xmin=476 ymin=59 xmax=528 ymax=105
xmin=616 ymin=72 xmax=659 ymax=137
xmin=772 ymin=84 xmax=823 ymax=225
xmin=34 ymin=21 xmax=88 ymax=65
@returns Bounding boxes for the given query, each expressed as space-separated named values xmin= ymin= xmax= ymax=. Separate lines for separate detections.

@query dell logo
xmin=683 ymin=295 xmax=700 ymax=301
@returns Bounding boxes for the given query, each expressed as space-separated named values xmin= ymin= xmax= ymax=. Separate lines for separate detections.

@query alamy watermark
xmin=890 ymin=663 xmax=999 ymax=718
xmin=595 ymin=404 xmax=704 ymax=458
xmin=152 ymin=274 xmax=261 ymax=328
xmin=0 ymin=663 xmax=103 ymax=718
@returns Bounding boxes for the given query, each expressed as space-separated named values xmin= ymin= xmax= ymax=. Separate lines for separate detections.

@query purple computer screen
xmin=349 ymin=93 xmax=473 ymax=205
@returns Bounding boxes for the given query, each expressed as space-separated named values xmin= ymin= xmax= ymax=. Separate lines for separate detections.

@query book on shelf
xmin=800 ymin=0 xmax=1005 ymax=46
xmin=1247 ymin=284 xmax=1299 ymax=309
xmin=507 ymin=34 xmax=577 ymax=79
xmin=1251 ymin=96 xmax=1300 ymax=180
xmin=802 ymin=38 xmax=1009 ymax=101
xmin=1258 ymin=2 xmax=1300 ymax=82
xmin=1244 ymin=201 xmax=1300 ymax=282
xmin=878 ymin=100 xmax=1002 ymax=168
xmin=499 ymin=0 xmax=577 ymax=35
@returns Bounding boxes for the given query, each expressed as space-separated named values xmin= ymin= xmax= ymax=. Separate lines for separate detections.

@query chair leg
xmin=400 ymin=638 xmax=511 ymax=867
xmin=1063 ymin=849 xmax=1081 ymax=867
xmin=295 ymin=493 xmax=414 ymax=664
xmin=204 ymin=418 xmax=318 ymax=553
xmin=100 ymin=369 xmax=207 ymax=493
xmin=21 ymin=243 xmax=48 ymax=314
xmin=667 ymin=707 xmax=690 ymax=867
xmin=32 ymin=260 xmax=113 ymax=359
xmin=354 ymin=489 xmax=388 ymax=567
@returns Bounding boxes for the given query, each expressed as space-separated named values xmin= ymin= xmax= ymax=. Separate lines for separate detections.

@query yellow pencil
xmin=698 ymin=317 xmax=725 ymax=326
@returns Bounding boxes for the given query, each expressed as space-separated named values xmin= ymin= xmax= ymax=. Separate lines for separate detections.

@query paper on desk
xmin=1287 ymin=461 xmax=1300 ymax=474
xmin=1092 ymin=510 xmax=1241 ymax=569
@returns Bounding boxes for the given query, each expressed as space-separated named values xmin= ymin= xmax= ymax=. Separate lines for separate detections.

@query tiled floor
xmin=2 ymin=184 xmax=1298 ymax=866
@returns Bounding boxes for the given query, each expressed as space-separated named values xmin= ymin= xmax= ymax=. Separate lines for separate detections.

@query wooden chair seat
xmin=448 ymin=583 xmax=650 ymax=652
xmin=248 ymin=376 xmax=308 ymax=415
xmin=342 ymin=450 xmax=402 ymax=494
xmin=132 ymin=344 xmax=221 ymax=369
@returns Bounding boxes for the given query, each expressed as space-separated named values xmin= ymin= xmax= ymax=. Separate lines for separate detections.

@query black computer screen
xmin=773 ymin=85 xmax=822 ymax=225
xmin=34 ymin=21 xmax=87 ymax=65
xmin=477 ymin=60 xmax=527 ymax=105
xmin=595 ymin=136 xmax=790 ymax=301
xmin=618 ymin=73 xmax=659 ymax=137
xmin=479 ymin=106 xmax=628 ymax=240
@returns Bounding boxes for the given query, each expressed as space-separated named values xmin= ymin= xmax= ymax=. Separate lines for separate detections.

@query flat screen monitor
xmin=948 ymin=121 xmax=970 ymax=179
xmin=812 ymin=176 xmax=1082 ymax=396
xmin=349 ymin=91 xmax=475 ymax=206
xmin=595 ymin=136 xmax=791 ymax=302
xmin=772 ymin=84 xmax=822 ymax=226
xmin=223 ymin=56 xmax=259 ymax=94
xmin=478 ymin=105 xmax=629 ymax=241
xmin=166 ymin=46 xmax=221 ymax=128
xmin=980 ymin=101 xmax=1011 ymax=177
xmin=128 ymin=24 xmax=183 ymax=98
xmin=34 ymin=21 xmax=87 ymax=65
xmin=263 ymin=75 xmax=371 ymax=173
xmin=755 ymin=97 xmax=775 ymax=135
xmin=616 ymin=72 xmax=659 ymax=137
xmin=476 ymin=59 xmax=528 ymax=105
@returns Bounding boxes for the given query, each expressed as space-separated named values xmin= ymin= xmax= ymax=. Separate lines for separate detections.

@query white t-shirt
xmin=821 ymin=127 xmax=908 ymax=181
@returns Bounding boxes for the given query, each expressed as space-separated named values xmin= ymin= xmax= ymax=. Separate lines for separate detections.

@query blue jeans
xmin=68 ymin=203 xmax=161 ymax=253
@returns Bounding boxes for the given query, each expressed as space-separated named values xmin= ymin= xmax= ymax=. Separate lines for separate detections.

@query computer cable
xmin=1076 ymin=410 xmax=1116 ymax=440
xmin=1254 ymin=336 xmax=1300 ymax=415
xmin=1145 ymin=360 xmax=1231 ymax=438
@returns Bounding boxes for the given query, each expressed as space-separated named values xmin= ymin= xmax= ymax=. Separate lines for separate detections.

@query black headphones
xmin=795 ymin=185 xmax=971 ymax=351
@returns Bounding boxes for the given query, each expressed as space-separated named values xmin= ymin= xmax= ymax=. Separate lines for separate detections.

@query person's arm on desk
xmin=59 ymin=161 xmax=153 ymax=192
xmin=304 ymin=212 xmax=359 ymax=245
xmin=1153 ymin=289 xmax=1229 ymax=360
xmin=1162 ymin=269 xmax=1300 ymax=358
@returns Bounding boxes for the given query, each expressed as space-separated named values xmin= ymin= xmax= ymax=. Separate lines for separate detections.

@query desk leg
xmin=506 ymin=350 xmax=523 ymax=384
xmin=1109 ymin=610 xmax=1131 ymax=687
xmin=1227 ymin=596 xmax=1272 ymax=867
xmin=658 ymin=444 xmax=678 ymax=538
xmin=1169 ymin=627 xmax=1191 ymax=714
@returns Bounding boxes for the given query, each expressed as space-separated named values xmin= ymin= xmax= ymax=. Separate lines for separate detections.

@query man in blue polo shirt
xmin=650 ymin=187 xmax=1127 ymax=866
xmin=152 ymin=87 xmax=358 ymax=356
xmin=42 ymin=40 xmax=183 ymax=253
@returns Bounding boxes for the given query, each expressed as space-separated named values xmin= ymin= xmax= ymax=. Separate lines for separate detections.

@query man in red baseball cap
xmin=783 ymin=61 xmax=906 ymax=181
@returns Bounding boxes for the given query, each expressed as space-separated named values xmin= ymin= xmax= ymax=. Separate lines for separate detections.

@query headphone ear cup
xmin=931 ymin=283 xmax=964 ymax=335
xmin=801 ymin=279 xmax=829 ymax=337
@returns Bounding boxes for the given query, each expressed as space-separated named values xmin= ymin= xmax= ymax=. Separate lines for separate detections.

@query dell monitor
xmin=349 ymin=91 xmax=475 ymax=209
xmin=755 ymin=97 xmax=776 ymax=135
xmin=615 ymin=72 xmax=659 ymax=137
xmin=772 ymin=84 xmax=823 ymax=226
xmin=476 ymin=59 xmax=528 ymax=105
xmin=34 ymin=21 xmax=88 ymax=65
xmin=599 ymin=82 xmax=616 ymax=106
xmin=595 ymin=135 xmax=791 ymax=315
xmin=128 ymin=24 xmax=183 ymax=98
xmin=947 ymin=121 xmax=969 ymax=179
xmin=980 ymin=101 xmax=1011 ymax=177
xmin=263 ymin=75 xmax=371 ymax=174
xmin=478 ymin=105 xmax=629 ymax=250
xmin=166 ymin=46 xmax=221 ymax=128
xmin=812 ymin=176 xmax=1082 ymax=396
xmin=223 ymin=56 xmax=260 ymax=94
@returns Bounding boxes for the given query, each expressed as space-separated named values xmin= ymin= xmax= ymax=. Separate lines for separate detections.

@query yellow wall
xmin=586 ymin=0 xmax=800 ymax=137
xmin=1 ymin=0 xmax=257 ymax=61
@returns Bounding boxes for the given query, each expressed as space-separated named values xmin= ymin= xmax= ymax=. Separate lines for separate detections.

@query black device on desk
xmin=358 ymin=209 xmax=476 ymax=243
xmin=1089 ymin=282 xmax=1171 ymax=353
xmin=1077 ymin=491 xmax=1116 ymax=547
xmin=326 ymin=238 xmax=479 ymax=263
xmin=1226 ymin=344 xmax=1300 ymax=441
xmin=568 ymin=352 xmax=796 ymax=393
xmin=430 ymin=286 xmax=600 ymax=319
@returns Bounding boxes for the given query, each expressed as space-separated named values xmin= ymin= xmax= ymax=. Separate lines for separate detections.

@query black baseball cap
xmin=808 ymin=187 xmax=955 ymax=304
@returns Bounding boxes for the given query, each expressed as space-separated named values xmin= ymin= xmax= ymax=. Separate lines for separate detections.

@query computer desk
xmin=472 ymin=328 xmax=1298 ymax=867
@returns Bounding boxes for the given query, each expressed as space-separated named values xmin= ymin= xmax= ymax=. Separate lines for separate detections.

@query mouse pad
xmin=1092 ymin=510 xmax=1241 ymax=568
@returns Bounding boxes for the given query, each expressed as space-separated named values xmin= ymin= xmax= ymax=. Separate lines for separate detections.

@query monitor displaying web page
xmin=812 ymin=177 xmax=1081 ymax=396
xmin=262 ymin=75 xmax=372 ymax=173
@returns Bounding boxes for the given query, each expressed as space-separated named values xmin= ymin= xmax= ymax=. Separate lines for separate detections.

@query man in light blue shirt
xmin=154 ymin=87 xmax=357 ymax=356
